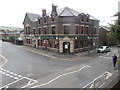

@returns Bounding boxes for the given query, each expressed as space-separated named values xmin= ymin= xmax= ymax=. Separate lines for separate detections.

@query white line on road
xmin=81 ymin=71 xmax=113 ymax=89
xmin=99 ymin=56 xmax=112 ymax=59
xmin=31 ymin=65 xmax=91 ymax=88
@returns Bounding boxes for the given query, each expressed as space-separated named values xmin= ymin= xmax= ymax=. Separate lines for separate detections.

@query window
xmin=52 ymin=18 xmax=55 ymax=22
xmin=86 ymin=17 xmax=89 ymax=22
xmin=81 ymin=26 xmax=84 ymax=34
xmin=52 ymin=26 xmax=55 ymax=34
xmin=38 ymin=19 xmax=41 ymax=24
xmin=93 ymin=28 xmax=96 ymax=34
xmin=25 ymin=27 xmax=27 ymax=34
xmin=44 ymin=27 xmax=47 ymax=34
xmin=55 ymin=41 xmax=59 ymax=48
xmin=76 ymin=26 xmax=79 ymax=34
xmin=33 ymin=29 xmax=36 ymax=34
xmin=28 ymin=27 xmax=30 ymax=34
xmin=44 ymin=18 xmax=46 ymax=23
xmin=81 ymin=15 xmax=84 ymax=22
xmin=64 ymin=26 xmax=69 ymax=34
xmin=74 ymin=40 xmax=78 ymax=49
xmin=38 ymin=28 xmax=41 ymax=34
xmin=49 ymin=40 xmax=52 ymax=47
xmin=86 ymin=27 xmax=89 ymax=34
xmin=80 ymin=41 xmax=84 ymax=48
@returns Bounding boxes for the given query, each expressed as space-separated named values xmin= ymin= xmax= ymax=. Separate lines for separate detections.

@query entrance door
xmin=63 ymin=42 xmax=70 ymax=53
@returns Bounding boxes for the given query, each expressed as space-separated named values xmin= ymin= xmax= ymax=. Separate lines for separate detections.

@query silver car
xmin=97 ymin=46 xmax=110 ymax=53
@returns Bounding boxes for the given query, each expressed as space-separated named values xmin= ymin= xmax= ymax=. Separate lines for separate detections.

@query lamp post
xmin=118 ymin=44 xmax=120 ymax=58
xmin=88 ymin=36 xmax=90 ymax=56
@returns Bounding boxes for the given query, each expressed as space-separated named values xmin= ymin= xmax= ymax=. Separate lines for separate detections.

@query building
xmin=0 ymin=30 xmax=7 ymax=39
xmin=99 ymin=26 xmax=110 ymax=46
xmin=23 ymin=5 xmax=99 ymax=54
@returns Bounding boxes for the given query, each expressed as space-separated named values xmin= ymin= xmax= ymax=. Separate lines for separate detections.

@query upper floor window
xmin=81 ymin=26 xmax=84 ymax=34
xmin=86 ymin=17 xmax=89 ymax=22
xmin=38 ymin=19 xmax=41 ymax=24
xmin=25 ymin=26 xmax=30 ymax=34
xmin=44 ymin=27 xmax=47 ymax=34
xmin=64 ymin=26 xmax=69 ymax=34
xmin=38 ymin=28 xmax=41 ymax=34
xmin=52 ymin=18 xmax=55 ymax=22
xmin=86 ymin=27 xmax=89 ymax=34
xmin=81 ymin=15 xmax=84 ymax=22
xmin=76 ymin=26 xmax=79 ymax=34
xmin=93 ymin=27 xmax=97 ymax=34
xmin=44 ymin=18 xmax=47 ymax=23
xmin=33 ymin=29 xmax=36 ymax=34
xmin=52 ymin=26 xmax=55 ymax=34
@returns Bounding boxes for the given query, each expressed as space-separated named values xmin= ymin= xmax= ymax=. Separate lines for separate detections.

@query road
xmin=0 ymin=41 xmax=119 ymax=88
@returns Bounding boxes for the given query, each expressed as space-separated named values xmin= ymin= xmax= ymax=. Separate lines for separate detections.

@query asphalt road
xmin=0 ymin=41 xmax=119 ymax=88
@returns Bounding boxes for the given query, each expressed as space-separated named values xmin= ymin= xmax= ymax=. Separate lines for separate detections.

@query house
xmin=99 ymin=26 xmax=110 ymax=46
xmin=0 ymin=30 xmax=7 ymax=39
xmin=23 ymin=5 xmax=99 ymax=54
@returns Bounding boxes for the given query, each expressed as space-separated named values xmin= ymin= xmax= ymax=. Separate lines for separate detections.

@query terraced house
xmin=23 ymin=5 xmax=99 ymax=54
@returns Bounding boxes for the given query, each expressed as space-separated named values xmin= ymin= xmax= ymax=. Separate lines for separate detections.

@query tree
xmin=110 ymin=13 xmax=120 ymax=44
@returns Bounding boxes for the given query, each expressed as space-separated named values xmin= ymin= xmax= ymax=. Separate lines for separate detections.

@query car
xmin=97 ymin=46 xmax=110 ymax=53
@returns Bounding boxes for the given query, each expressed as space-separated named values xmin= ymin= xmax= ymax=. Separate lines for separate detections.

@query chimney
xmin=42 ymin=9 xmax=46 ymax=17
xmin=51 ymin=4 xmax=57 ymax=16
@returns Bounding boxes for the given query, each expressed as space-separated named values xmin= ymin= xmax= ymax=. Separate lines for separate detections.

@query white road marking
xmin=31 ymin=65 xmax=91 ymax=88
xmin=9 ymin=75 xmax=14 ymax=78
xmin=13 ymin=73 xmax=18 ymax=76
xmin=99 ymin=56 xmax=111 ymax=59
xmin=6 ymin=70 xmax=10 ymax=73
xmin=106 ymin=52 xmax=110 ymax=55
xmin=14 ymin=77 xmax=19 ymax=80
xmin=0 ymin=77 xmax=24 ymax=89
xmin=81 ymin=71 xmax=113 ymax=89
xmin=2 ymin=72 xmax=5 ymax=74
xmin=6 ymin=74 xmax=10 ymax=76
xmin=18 ymin=75 xmax=22 ymax=78
xmin=10 ymin=72 xmax=14 ymax=74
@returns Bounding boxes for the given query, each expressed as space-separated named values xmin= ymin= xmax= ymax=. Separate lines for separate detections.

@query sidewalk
xmin=18 ymin=45 xmax=97 ymax=61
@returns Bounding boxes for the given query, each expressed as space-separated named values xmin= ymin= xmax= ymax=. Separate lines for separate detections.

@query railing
xmin=81 ymin=71 xmax=113 ymax=89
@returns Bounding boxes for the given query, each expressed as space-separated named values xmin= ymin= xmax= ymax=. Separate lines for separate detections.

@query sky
xmin=0 ymin=0 xmax=119 ymax=28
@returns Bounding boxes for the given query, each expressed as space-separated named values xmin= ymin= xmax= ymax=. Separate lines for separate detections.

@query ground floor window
xmin=74 ymin=40 xmax=79 ymax=49
xmin=26 ymin=39 xmax=31 ymax=44
xmin=80 ymin=40 xmax=84 ymax=48
xmin=55 ymin=41 xmax=59 ymax=49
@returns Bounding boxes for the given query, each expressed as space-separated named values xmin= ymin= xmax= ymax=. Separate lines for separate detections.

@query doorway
xmin=63 ymin=42 xmax=70 ymax=54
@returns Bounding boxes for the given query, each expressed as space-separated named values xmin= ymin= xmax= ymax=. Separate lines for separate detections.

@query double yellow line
xmin=0 ymin=54 xmax=8 ymax=67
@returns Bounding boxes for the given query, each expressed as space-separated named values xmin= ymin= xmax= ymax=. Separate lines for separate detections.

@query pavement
xmin=15 ymin=44 xmax=98 ymax=61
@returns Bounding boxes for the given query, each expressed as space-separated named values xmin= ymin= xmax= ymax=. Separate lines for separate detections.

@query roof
xmin=47 ymin=7 xmax=98 ymax=20
xmin=57 ymin=7 xmax=80 ymax=16
xmin=99 ymin=26 xmax=110 ymax=32
xmin=26 ymin=13 xmax=40 ymax=22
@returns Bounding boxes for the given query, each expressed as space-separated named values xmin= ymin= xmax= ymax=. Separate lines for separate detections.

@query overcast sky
xmin=0 ymin=0 xmax=119 ymax=27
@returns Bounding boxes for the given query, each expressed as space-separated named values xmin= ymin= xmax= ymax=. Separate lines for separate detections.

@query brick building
xmin=23 ymin=5 xmax=99 ymax=54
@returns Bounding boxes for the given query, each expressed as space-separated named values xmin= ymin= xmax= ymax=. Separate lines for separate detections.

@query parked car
xmin=97 ymin=46 xmax=110 ymax=53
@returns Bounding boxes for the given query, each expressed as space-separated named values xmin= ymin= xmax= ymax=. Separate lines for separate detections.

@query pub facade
xmin=23 ymin=5 xmax=99 ymax=54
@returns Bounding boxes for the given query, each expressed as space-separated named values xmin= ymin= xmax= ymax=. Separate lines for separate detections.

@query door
xmin=63 ymin=42 xmax=70 ymax=53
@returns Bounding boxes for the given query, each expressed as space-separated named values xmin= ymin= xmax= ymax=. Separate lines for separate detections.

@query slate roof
xmin=99 ymin=26 xmax=110 ymax=32
xmin=47 ymin=7 xmax=98 ymax=20
xmin=26 ymin=13 xmax=40 ymax=22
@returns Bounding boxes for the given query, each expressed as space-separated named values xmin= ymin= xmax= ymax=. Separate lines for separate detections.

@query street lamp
xmin=118 ymin=44 xmax=120 ymax=58
xmin=88 ymin=36 xmax=90 ymax=56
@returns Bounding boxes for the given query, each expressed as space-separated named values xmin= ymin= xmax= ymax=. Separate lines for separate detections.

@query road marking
xmin=99 ymin=56 xmax=112 ymax=59
xmin=0 ymin=54 xmax=8 ymax=67
xmin=0 ymin=68 xmax=38 ymax=89
xmin=81 ymin=71 xmax=113 ymax=89
xmin=31 ymin=65 xmax=91 ymax=88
